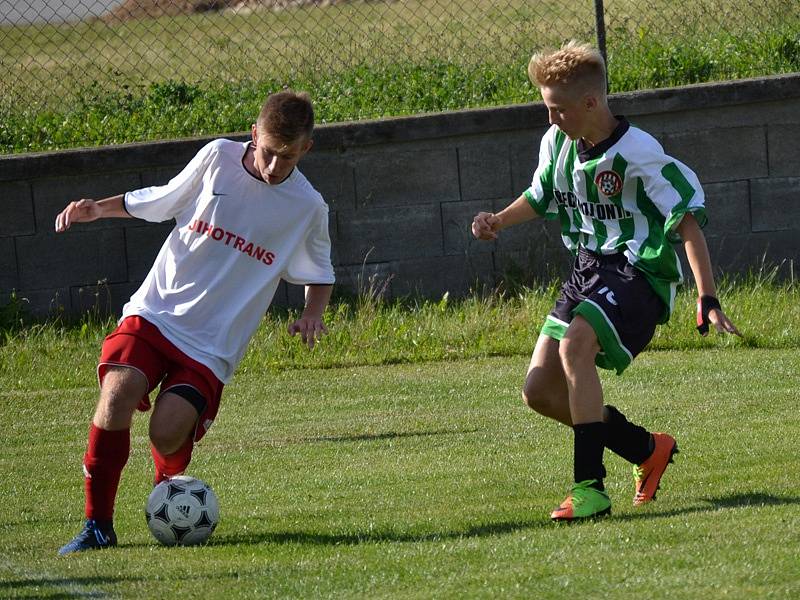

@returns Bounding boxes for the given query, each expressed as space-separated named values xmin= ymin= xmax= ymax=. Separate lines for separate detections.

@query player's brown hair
xmin=528 ymin=40 xmax=607 ymax=97
xmin=256 ymin=90 xmax=314 ymax=143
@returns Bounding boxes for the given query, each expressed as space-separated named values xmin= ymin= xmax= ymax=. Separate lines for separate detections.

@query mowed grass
xmin=0 ymin=351 xmax=798 ymax=598
xmin=1 ymin=0 xmax=799 ymax=153
xmin=0 ymin=282 xmax=799 ymax=597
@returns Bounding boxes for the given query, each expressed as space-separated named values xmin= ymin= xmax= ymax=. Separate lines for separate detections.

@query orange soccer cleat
xmin=633 ymin=432 xmax=679 ymax=506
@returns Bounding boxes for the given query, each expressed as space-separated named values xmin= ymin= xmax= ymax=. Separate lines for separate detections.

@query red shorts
xmin=98 ymin=315 xmax=223 ymax=441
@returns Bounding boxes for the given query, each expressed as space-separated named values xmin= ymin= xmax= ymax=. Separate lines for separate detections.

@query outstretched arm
xmin=471 ymin=194 xmax=539 ymax=240
xmin=288 ymin=284 xmax=333 ymax=349
xmin=54 ymin=194 xmax=131 ymax=232
xmin=676 ymin=213 xmax=741 ymax=336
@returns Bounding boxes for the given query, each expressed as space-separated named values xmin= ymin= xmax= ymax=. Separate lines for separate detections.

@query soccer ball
xmin=145 ymin=475 xmax=219 ymax=546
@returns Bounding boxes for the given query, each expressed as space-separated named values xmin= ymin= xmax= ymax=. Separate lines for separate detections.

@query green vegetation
xmin=2 ymin=281 xmax=798 ymax=596
xmin=1 ymin=0 xmax=798 ymax=153
xmin=1 ymin=344 xmax=798 ymax=596
xmin=3 ymin=278 xmax=799 ymax=391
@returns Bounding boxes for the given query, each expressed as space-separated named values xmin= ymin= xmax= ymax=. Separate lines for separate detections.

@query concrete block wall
xmin=1 ymin=74 xmax=799 ymax=317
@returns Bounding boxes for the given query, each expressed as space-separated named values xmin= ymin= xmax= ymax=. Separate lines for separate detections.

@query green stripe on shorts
xmin=541 ymin=315 xmax=568 ymax=340
xmin=573 ymin=300 xmax=634 ymax=375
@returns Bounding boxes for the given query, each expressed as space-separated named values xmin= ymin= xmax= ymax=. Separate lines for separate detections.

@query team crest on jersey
xmin=595 ymin=170 xmax=623 ymax=196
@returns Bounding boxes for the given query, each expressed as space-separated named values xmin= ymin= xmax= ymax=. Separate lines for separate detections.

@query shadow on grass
xmin=205 ymin=491 xmax=800 ymax=547
xmin=0 ymin=574 xmax=139 ymax=597
xmin=0 ymin=570 xmax=245 ymax=597
xmin=701 ymin=492 xmax=799 ymax=508
xmin=109 ymin=515 xmax=547 ymax=551
xmin=208 ymin=518 xmax=546 ymax=548
xmin=58 ymin=492 xmax=798 ymax=552
xmin=296 ymin=428 xmax=482 ymax=444
xmin=612 ymin=491 xmax=800 ymax=524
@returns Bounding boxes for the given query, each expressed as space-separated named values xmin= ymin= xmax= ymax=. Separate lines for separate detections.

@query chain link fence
xmin=1 ymin=1 xmax=798 ymax=152
xmin=0 ymin=1 xmax=589 ymax=100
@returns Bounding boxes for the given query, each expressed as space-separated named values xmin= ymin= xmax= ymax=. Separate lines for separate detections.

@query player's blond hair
xmin=256 ymin=90 xmax=314 ymax=143
xmin=528 ymin=40 xmax=607 ymax=97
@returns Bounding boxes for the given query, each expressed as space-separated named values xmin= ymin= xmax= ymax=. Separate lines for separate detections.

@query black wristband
xmin=696 ymin=295 xmax=721 ymax=335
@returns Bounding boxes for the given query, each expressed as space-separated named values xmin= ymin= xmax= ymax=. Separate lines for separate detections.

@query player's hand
xmin=696 ymin=295 xmax=741 ymax=337
xmin=706 ymin=308 xmax=741 ymax=337
xmin=54 ymin=199 xmax=102 ymax=232
xmin=471 ymin=211 xmax=501 ymax=241
xmin=288 ymin=315 xmax=328 ymax=349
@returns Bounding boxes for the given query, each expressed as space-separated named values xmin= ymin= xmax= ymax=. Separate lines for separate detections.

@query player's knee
xmin=96 ymin=367 xmax=146 ymax=423
xmin=148 ymin=420 xmax=185 ymax=456
xmin=522 ymin=379 xmax=551 ymax=414
xmin=97 ymin=389 xmax=133 ymax=418
xmin=522 ymin=389 xmax=547 ymax=414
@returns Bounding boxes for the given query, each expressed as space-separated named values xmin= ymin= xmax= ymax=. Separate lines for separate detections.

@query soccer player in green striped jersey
xmin=472 ymin=41 xmax=740 ymax=521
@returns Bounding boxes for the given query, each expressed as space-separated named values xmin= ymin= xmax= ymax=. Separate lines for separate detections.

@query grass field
xmin=1 ymin=284 xmax=799 ymax=597
xmin=1 ymin=351 xmax=798 ymax=598
xmin=1 ymin=0 xmax=798 ymax=153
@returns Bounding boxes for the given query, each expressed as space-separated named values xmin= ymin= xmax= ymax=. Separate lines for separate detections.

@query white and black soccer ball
xmin=145 ymin=475 xmax=219 ymax=546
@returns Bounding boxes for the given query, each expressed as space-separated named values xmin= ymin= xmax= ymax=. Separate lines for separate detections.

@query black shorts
xmin=541 ymin=247 xmax=666 ymax=374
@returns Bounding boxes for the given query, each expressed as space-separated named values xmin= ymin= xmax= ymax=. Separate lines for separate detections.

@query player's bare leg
xmin=522 ymin=334 xmax=572 ymax=426
xmin=522 ymin=322 xmax=671 ymax=517
xmin=559 ymin=316 xmax=603 ymax=424
xmin=551 ymin=316 xmax=611 ymax=520
xmin=524 ymin=336 xmax=641 ymax=431
xmin=59 ymin=367 xmax=146 ymax=555
xmin=149 ymin=392 xmax=201 ymax=484
xmin=150 ymin=393 xmax=198 ymax=455
xmin=93 ymin=366 xmax=148 ymax=429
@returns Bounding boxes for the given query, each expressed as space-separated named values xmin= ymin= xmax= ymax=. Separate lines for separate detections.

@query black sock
xmin=573 ymin=422 xmax=607 ymax=490
xmin=604 ymin=405 xmax=653 ymax=465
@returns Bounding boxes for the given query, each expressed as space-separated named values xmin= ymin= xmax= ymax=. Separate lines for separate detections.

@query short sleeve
xmin=638 ymin=144 xmax=706 ymax=243
xmin=124 ymin=140 xmax=218 ymax=223
xmin=282 ymin=203 xmax=336 ymax=285
xmin=523 ymin=126 xmax=560 ymax=219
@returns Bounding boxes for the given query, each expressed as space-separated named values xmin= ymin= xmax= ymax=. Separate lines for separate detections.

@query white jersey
xmin=121 ymin=139 xmax=335 ymax=382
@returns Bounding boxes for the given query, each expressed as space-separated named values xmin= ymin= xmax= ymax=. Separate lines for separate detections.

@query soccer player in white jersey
xmin=54 ymin=91 xmax=335 ymax=554
xmin=472 ymin=41 xmax=741 ymax=521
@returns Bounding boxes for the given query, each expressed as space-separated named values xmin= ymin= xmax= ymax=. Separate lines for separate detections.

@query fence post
xmin=593 ymin=0 xmax=609 ymax=92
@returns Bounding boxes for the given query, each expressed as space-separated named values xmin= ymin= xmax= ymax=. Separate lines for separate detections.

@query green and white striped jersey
xmin=523 ymin=118 xmax=706 ymax=321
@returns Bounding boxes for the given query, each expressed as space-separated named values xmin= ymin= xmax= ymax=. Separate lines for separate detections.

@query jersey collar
xmin=577 ymin=117 xmax=629 ymax=162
